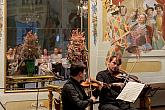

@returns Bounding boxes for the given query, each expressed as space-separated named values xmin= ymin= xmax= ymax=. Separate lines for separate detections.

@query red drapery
xmin=156 ymin=0 xmax=165 ymax=40
xmin=112 ymin=0 xmax=124 ymax=5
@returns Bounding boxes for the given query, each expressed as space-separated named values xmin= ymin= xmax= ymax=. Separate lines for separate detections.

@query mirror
xmin=5 ymin=0 xmax=88 ymax=91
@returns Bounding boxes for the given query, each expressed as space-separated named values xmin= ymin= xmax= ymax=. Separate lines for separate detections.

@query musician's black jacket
xmin=61 ymin=77 xmax=93 ymax=110
xmin=95 ymin=69 xmax=128 ymax=106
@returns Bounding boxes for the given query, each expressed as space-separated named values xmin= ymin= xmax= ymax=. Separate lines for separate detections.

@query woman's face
xmin=54 ymin=48 xmax=58 ymax=54
xmin=156 ymin=7 xmax=163 ymax=14
xmin=43 ymin=49 xmax=48 ymax=54
xmin=137 ymin=14 xmax=146 ymax=24
xmin=8 ymin=48 xmax=13 ymax=55
xmin=147 ymin=9 xmax=153 ymax=16
xmin=120 ymin=6 xmax=127 ymax=16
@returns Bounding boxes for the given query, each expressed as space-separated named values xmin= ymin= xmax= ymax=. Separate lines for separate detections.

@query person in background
xmin=50 ymin=48 xmax=62 ymax=64
xmin=154 ymin=4 xmax=163 ymax=34
xmin=145 ymin=7 xmax=155 ymax=48
xmin=6 ymin=48 xmax=15 ymax=60
xmin=41 ymin=48 xmax=50 ymax=61
xmin=50 ymin=48 xmax=64 ymax=78
xmin=6 ymin=48 xmax=17 ymax=75
xmin=127 ymin=13 xmax=152 ymax=53
xmin=146 ymin=6 xmax=165 ymax=50
xmin=61 ymin=62 xmax=96 ymax=110
xmin=96 ymin=56 xmax=137 ymax=110
xmin=38 ymin=48 xmax=52 ymax=75
xmin=152 ymin=4 xmax=165 ymax=49
xmin=61 ymin=52 xmax=71 ymax=79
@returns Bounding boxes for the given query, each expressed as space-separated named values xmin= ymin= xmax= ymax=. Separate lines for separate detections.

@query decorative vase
xmin=25 ymin=59 xmax=35 ymax=77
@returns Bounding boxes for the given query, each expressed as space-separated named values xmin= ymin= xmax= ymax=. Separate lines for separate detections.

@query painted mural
xmin=102 ymin=0 xmax=165 ymax=60
xmin=91 ymin=0 xmax=97 ymax=45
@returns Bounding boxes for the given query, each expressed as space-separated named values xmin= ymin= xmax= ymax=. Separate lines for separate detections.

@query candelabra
xmin=77 ymin=0 xmax=88 ymax=32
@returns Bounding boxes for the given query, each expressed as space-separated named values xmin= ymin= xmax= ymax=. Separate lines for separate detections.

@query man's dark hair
xmin=108 ymin=56 xmax=122 ymax=66
xmin=70 ymin=62 xmax=86 ymax=77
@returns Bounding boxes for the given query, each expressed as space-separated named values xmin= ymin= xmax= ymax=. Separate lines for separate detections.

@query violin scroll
xmin=113 ymin=70 xmax=141 ymax=83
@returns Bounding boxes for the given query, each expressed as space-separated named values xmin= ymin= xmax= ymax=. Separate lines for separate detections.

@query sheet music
xmin=116 ymin=82 xmax=145 ymax=103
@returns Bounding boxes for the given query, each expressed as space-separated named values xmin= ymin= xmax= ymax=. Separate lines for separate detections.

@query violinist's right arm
xmin=96 ymin=70 xmax=125 ymax=89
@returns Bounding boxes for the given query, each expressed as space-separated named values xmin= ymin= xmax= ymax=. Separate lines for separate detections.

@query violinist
xmin=96 ymin=55 xmax=137 ymax=110
xmin=61 ymin=62 xmax=96 ymax=110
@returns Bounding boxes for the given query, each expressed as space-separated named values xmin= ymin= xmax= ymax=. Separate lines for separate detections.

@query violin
xmin=81 ymin=78 xmax=113 ymax=89
xmin=81 ymin=79 xmax=101 ymax=88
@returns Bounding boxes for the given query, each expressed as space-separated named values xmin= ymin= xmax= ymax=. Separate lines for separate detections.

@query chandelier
xmin=24 ymin=13 xmax=41 ymax=23
xmin=19 ymin=4 xmax=42 ymax=23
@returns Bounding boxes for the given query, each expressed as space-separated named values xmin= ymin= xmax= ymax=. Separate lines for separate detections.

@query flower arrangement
xmin=67 ymin=29 xmax=88 ymax=64
xmin=19 ymin=31 xmax=41 ymax=60
xmin=15 ymin=31 xmax=42 ymax=76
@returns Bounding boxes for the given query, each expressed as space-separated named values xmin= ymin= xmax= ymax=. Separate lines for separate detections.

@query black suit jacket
xmin=61 ymin=77 xmax=93 ymax=110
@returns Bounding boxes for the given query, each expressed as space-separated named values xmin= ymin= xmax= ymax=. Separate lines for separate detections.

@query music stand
xmin=139 ymin=85 xmax=158 ymax=110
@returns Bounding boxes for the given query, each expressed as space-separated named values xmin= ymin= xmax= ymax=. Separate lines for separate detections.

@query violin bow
xmin=86 ymin=50 xmax=95 ymax=110
xmin=122 ymin=56 xmax=142 ymax=83
xmin=86 ymin=57 xmax=93 ymax=95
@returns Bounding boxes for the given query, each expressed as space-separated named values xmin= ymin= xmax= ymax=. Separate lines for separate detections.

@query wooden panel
xmin=121 ymin=61 xmax=161 ymax=73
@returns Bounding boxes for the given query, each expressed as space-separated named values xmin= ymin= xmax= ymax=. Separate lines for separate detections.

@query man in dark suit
xmin=61 ymin=62 xmax=96 ymax=110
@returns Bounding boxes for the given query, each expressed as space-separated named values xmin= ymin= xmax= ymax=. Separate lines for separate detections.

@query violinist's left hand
xmin=89 ymin=77 xmax=104 ymax=90
xmin=90 ymin=96 xmax=96 ymax=103
xmin=112 ymin=82 xmax=125 ymax=89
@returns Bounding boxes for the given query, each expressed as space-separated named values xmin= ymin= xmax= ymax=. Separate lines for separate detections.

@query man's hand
xmin=90 ymin=96 xmax=96 ymax=103
xmin=98 ymin=81 xmax=104 ymax=90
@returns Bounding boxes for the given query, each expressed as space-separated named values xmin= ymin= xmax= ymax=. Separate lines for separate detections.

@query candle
xmin=77 ymin=5 xmax=80 ymax=11
xmin=119 ymin=2 xmax=120 ymax=6
xmin=110 ymin=0 xmax=112 ymax=5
